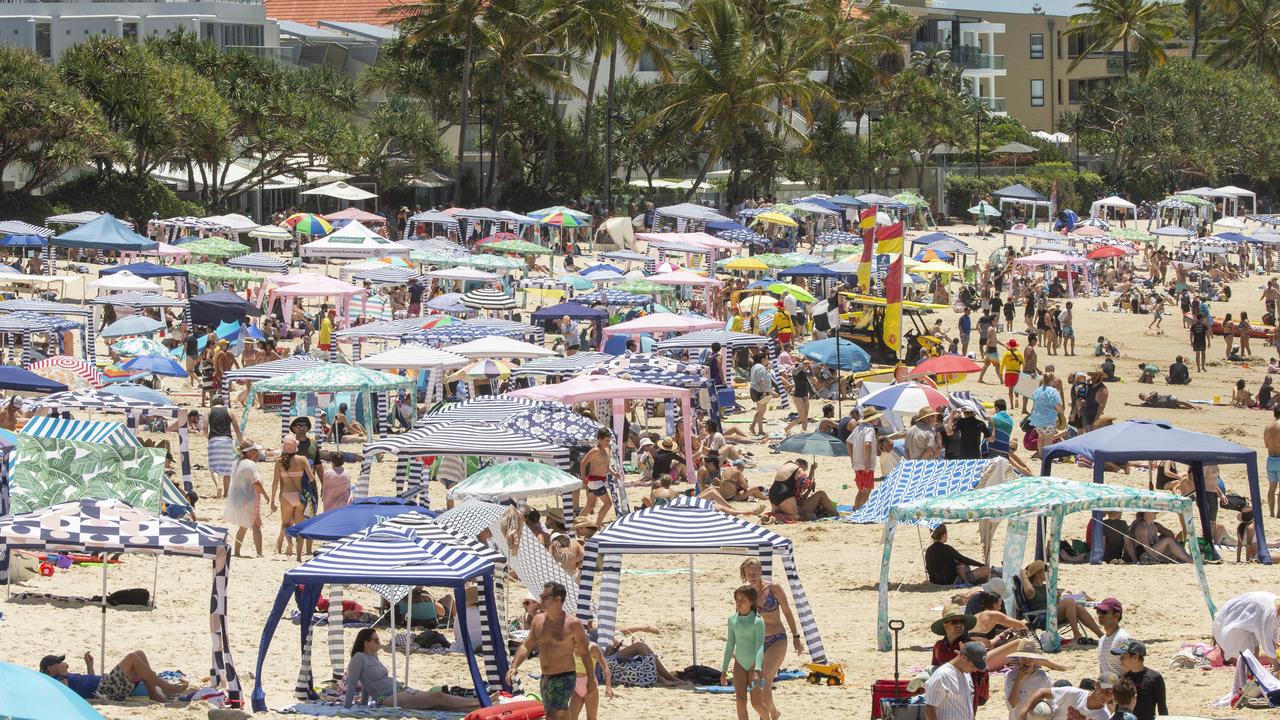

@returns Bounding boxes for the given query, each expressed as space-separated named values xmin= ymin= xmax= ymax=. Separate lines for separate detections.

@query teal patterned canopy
xmin=890 ymin=476 xmax=1192 ymax=524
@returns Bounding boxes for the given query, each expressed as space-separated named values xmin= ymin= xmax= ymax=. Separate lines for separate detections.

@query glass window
xmin=1030 ymin=79 xmax=1045 ymax=107
xmin=122 ymin=22 xmax=138 ymax=43
xmin=1030 ymin=33 xmax=1044 ymax=59
xmin=35 ymin=22 xmax=50 ymax=58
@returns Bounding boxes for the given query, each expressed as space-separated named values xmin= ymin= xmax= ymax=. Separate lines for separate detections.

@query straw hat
xmin=912 ymin=407 xmax=938 ymax=424
xmin=657 ymin=436 xmax=677 ymax=451
xmin=1024 ymin=559 xmax=1047 ymax=578
xmin=930 ymin=604 xmax=977 ymax=636
xmin=860 ymin=409 xmax=883 ymax=423
xmin=1087 ymin=366 xmax=1107 ymax=377
xmin=238 ymin=439 xmax=262 ymax=455
xmin=1006 ymin=639 xmax=1067 ymax=671
xmin=572 ymin=517 xmax=600 ymax=531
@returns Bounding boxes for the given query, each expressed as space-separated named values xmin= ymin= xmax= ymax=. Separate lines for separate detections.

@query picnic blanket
xmin=280 ymin=704 xmax=466 ymax=719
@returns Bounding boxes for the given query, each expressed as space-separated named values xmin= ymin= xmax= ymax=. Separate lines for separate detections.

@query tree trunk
xmin=684 ymin=151 xmax=717 ymax=202
xmin=581 ymin=46 xmax=603 ymax=151
xmin=476 ymin=97 xmax=485 ymax=205
xmin=487 ymin=82 xmax=507 ymax=204
xmin=455 ymin=23 xmax=475 ymax=204
xmin=1122 ymin=33 xmax=1130 ymax=80
xmin=603 ymin=50 xmax=618 ymax=209
xmin=1189 ymin=0 xmax=1201 ymax=59
xmin=542 ymin=85 xmax=562 ymax=186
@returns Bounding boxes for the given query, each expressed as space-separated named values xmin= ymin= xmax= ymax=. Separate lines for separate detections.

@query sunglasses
xmin=946 ymin=618 xmax=967 ymax=625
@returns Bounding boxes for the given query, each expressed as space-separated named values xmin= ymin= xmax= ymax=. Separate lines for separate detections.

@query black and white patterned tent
xmin=0 ymin=299 xmax=94 ymax=359
xmin=223 ymin=356 xmax=327 ymax=383
xmin=461 ymin=288 xmax=516 ymax=310
xmin=413 ymin=396 xmax=546 ymax=427
xmin=0 ymin=499 xmax=241 ymax=705
xmin=251 ymin=525 xmax=508 ymax=712
xmin=511 ymin=352 xmax=610 ymax=379
xmin=575 ymin=496 xmax=826 ymax=666
xmin=22 ymin=388 xmax=192 ymax=492
xmin=227 ymin=253 xmax=289 ymax=274
xmin=0 ymin=220 xmax=53 ymax=238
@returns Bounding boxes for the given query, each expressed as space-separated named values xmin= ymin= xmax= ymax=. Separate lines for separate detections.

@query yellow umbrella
xmin=754 ymin=211 xmax=798 ymax=228
xmin=913 ymin=260 xmax=963 ymax=274
xmin=723 ymin=257 xmax=770 ymax=272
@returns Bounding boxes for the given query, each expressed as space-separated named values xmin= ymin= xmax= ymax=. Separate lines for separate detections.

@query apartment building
xmin=899 ymin=0 xmax=1115 ymax=132
xmin=0 ymin=0 xmax=279 ymax=61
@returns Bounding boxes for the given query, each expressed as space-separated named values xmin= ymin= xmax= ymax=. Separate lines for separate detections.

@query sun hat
xmin=639 ymin=437 xmax=654 ymax=449
xmin=931 ymin=604 xmax=977 ymax=636
xmin=982 ymin=577 xmax=1011 ymax=600
xmin=1024 ymin=559 xmax=1047 ymax=577
xmin=657 ymin=436 xmax=677 ymax=451
xmin=281 ymin=436 xmax=299 ymax=453
xmin=1007 ymin=339 xmax=1018 ymax=348
xmin=238 ymin=439 xmax=262 ymax=454
xmin=1007 ymin=639 xmax=1067 ymax=671
xmin=860 ymin=409 xmax=883 ymax=423
xmin=1096 ymin=672 xmax=1119 ymax=689
xmin=572 ymin=517 xmax=600 ymax=531
xmin=960 ymin=641 xmax=988 ymax=671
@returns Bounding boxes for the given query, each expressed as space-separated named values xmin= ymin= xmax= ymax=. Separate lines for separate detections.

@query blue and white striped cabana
xmin=575 ymin=496 xmax=826 ymax=665
xmin=251 ymin=525 xmax=509 ymax=712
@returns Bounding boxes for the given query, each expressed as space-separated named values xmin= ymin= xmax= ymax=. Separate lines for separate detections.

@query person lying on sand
xmin=41 ymin=650 xmax=188 ymax=703
xmin=1127 ymin=392 xmax=1196 ymax=410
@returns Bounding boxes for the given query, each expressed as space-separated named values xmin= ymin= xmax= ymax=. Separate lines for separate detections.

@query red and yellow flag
xmin=855 ymin=206 xmax=878 ymax=291
xmin=874 ymin=221 xmax=904 ymax=256
xmin=883 ymin=252 xmax=904 ymax=353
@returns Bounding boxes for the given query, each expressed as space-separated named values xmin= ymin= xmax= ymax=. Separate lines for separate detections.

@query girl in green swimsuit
xmin=720 ymin=585 xmax=769 ymax=720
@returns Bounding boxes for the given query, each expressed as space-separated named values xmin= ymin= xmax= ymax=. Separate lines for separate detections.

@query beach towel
xmin=693 ymin=669 xmax=807 ymax=693
xmin=280 ymin=703 xmax=467 ymax=718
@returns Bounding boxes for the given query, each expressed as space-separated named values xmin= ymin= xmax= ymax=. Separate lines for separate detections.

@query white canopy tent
xmin=1216 ymin=186 xmax=1258 ymax=216
xmin=300 ymin=222 xmax=409 ymax=259
xmin=1089 ymin=195 xmax=1138 ymax=224
xmin=300 ymin=181 xmax=377 ymax=201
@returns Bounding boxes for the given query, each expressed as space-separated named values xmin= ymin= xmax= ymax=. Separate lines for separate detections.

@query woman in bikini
xmin=967 ymin=591 xmax=1027 ymax=647
xmin=740 ymin=558 xmax=801 ymax=720
xmin=272 ymin=436 xmax=317 ymax=561
xmin=1240 ymin=311 xmax=1254 ymax=357
xmin=1129 ymin=511 xmax=1192 ymax=563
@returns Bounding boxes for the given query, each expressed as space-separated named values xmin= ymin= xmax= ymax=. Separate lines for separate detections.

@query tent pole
xmin=688 ymin=554 xmax=697 ymax=666
xmin=101 ymin=557 xmax=108 ymax=670
xmin=151 ymin=556 xmax=159 ymax=609
xmin=390 ymin=601 xmax=399 ymax=708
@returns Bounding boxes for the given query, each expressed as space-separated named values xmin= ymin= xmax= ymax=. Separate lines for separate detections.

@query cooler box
xmin=871 ymin=680 xmax=921 ymax=719
xmin=715 ymin=386 xmax=738 ymax=413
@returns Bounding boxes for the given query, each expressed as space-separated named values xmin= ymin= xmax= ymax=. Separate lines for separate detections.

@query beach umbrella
xmin=121 ymin=354 xmax=188 ymax=377
xmin=29 ymin=356 xmax=103 ymax=389
xmin=461 ymin=288 xmax=516 ymax=310
xmin=1151 ymin=225 xmax=1195 ymax=238
xmin=581 ymin=269 xmax=624 ymax=283
xmin=815 ymin=230 xmax=860 ymax=246
xmin=475 ymin=231 xmax=518 ymax=246
xmin=798 ymin=337 xmax=870 ymax=372
xmin=537 ymin=209 xmax=587 ymax=227
xmin=781 ymin=252 xmax=826 ymax=265
xmin=486 ymin=238 xmax=553 ymax=256
xmin=181 ymin=237 xmax=251 ymax=259
xmin=913 ymin=248 xmax=952 ymax=262
xmin=447 ymin=460 xmax=580 ymax=501
xmin=752 ymin=253 xmax=803 ymax=269
xmin=288 ymin=497 xmax=427 ymax=539
xmin=529 ymin=205 xmax=591 ymax=221
xmin=767 ymin=282 xmax=815 ymax=303
xmin=616 ymin=279 xmax=676 ymax=294
xmin=249 ymin=224 xmax=292 ymax=241
xmin=285 ymin=213 xmax=333 ymax=236
xmin=1073 ymin=225 xmax=1107 ymax=238
xmin=968 ymin=201 xmax=999 ymax=216
xmin=861 ymin=381 xmax=948 ymax=415
xmin=1087 ymin=246 xmax=1127 ymax=260
xmin=0 ymin=661 xmax=105 ymax=720
xmin=99 ymin=315 xmax=165 ymax=338
xmin=754 ymin=211 xmax=798 ymax=228
xmin=463 ymin=254 xmax=525 ymax=271
xmin=102 ymin=383 xmax=171 ymax=405
xmin=1111 ymin=228 xmax=1153 ymax=243
xmin=907 ymin=354 xmax=982 ymax=377
xmin=776 ymin=432 xmax=848 ymax=457
xmin=717 ymin=228 xmax=769 ymax=246
xmin=722 ymin=257 xmax=770 ymax=272
xmin=447 ymin=358 xmax=514 ymax=382
xmin=738 ymin=295 xmax=779 ymax=314
xmin=912 ymin=260 xmax=963 ymax=274
xmin=558 ymin=274 xmax=594 ymax=291
xmin=110 ymin=337 xmax=170 ymax=357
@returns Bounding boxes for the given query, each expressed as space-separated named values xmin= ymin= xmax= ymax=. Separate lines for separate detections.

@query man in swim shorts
xmin=508 ymin=582 xmax=591 ymax=720
xmin=578 ymin=428 xmax=615 ymax=526
xmin=1264 ymin=405 xmax=1280 ymax=518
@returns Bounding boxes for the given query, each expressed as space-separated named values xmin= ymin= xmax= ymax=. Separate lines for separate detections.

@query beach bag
xmin=608 ymin=654 xmax=658 ymax=687
xmin=676 ymin=664 xmax=722 ymax=685
xmin=1022 ymin=429 xmax=1039 ymax=453
xmin=1223 ymin=493 xmax=1248 ymax=512
xmin=1013 ymin=371 xmax=1039 ymax=398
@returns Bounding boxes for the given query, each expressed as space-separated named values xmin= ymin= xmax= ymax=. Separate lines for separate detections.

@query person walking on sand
xmin=224 ymin=440 xmax=268 ymax=558
xmin=1190 ymin=313 xmax=1209 ymax=372
xmin=508 ymin=582 xmax=592 ymax=720
xmin=721 ymin=585 xmax=770 ymax=720
xmin=1265 ymin=406 xmax=1280 ymax=519
xmin=1000 ymin=339 xmax=1024 ymax=408
xmin=1059 ymin=301 xmax=1075 ymax=356
xmin=977 ymin=323 xmax=1000 ymax=384
xmin=1149 ymin=295 xmax=1165 ymax=332
xmin=578 ymin=428 xmax=615 ymax=526
xmin=748 ymin=354 xmax=772 ymax=436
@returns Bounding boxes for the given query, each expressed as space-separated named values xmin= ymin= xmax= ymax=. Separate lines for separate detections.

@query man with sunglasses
xmin=1095 ymin=598 xmax=1131 ymax=678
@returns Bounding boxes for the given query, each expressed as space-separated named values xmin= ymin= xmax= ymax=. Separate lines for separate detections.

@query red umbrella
xmin=1087 ymin=245 xmax=1127 ymax=260
xmin=476 ymin=231 xmax=517 ymax=246
xmin=907 ymin=354 xmax=982 ymax=377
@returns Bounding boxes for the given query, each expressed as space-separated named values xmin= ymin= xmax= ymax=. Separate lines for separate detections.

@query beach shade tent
xmin=442 ymin=335 xmax=556 ymax=360
xmin=188 ymin=289 xmax=261 ymax=328
xmin=777 ymin=263 xmax=841 ymax=279
xmin=0 ymin=660 xmax=106 ymax=720
xmin=574 ymin=495 xmax=826 ymax=665
xmin=300 ymin=222 xmax=410 ymax=259
xmin=0 ymin=312 xmax=84 ymax=366
xmin=222 ymin=356 xmax=327 ymax=405
xmin=110 ymin=336 xmax=169 ymax=357
xmin=1089 ymin=195 xmax=1138 ymax=223
xmin=415 ymin=396 xmax=547 ymax=427
xmin=510 ymin=374 xmax=697 ymax=491
xmin=356 ymin=344 xmax=468 ymax=374
xmin=1151 ymin=225 xmax=1196 ymax=239
xmin=909 ymin=232 xmax=975 ymax=254
xmin=50 ymin=214 xmax=157 ymax=257
xmin=0 ymin=499 xmax=240 ymax=705
xmin=875 ymin=477 xmax=1214 ymax=652
xmin=322 ymin=206 xmax=385 ymax=224
xmin=576 ymin=289 xmax=651 ymax=307
xmin=251 ymin=525 xmax=507 ymax=712
xmin=29 ymin=355 xmax=103 ymax=389
xmin=261 ymin=273 xmax=366 ymax=327
xmin=1215 ymin=185 xmax=1258 ymax=215
xmin=99 ymin=261 xmax=188 ymax=290
xmin=653 ymin=328 xmax=790 ymax=407
xmin=655 ymin=202 xmax=731 ymax=223
xmin=0 ymin=219 xmax=53 ymax=238
xmin=500 ymin=403 xmax=610 ymax=450
xmin=448 ymin=460 xmax=581 ymax=502
xmin=1012 ymin=251 xmax=1089 ymax=296
xmin=598 ymin=249 xmax=650 ymax=264
xmin=0 ymin=233 xmax=46 ymax=250
xmin=45 ymin=210 xmax=105 ymax=226
xmin=1039 ymin=419 xmax=1269 ymax=564
xmin=594 ymin=216 xmax=636 ymax=250
xmin=18 ymin=416 xmax=189 ymax=515
xmin=99 ymin=314 xmax=165 ymax=339
xmin=511 ymin=352 xmax=610 ymax=380
xmin=0 ymin=365 xmax=67 ymax=393
xmin=404 ymin=323 xmax=523 ymax=349
xmin=424 ymin=266 xmax=500 ymax=283
xmin=227 ymin=252 xmax=289 ymax=274
xmin=601 ymin=312 xmax=722 ymax=343
xmin=461 ymin=287 xmax=517 ymax=311
xmin=88 ymin=271 xmax=163 ymax=295
xmin=845 ymin=459 xmax=992 ymax=524
xmin=301 ymin=180 xmax=378 ymax=201
xmin=242 ymin=364 xmax=414 ymax=440
xmin=530 ymin=301 xmax=608 ymax=340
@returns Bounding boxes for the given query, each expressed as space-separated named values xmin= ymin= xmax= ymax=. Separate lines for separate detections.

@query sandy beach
xmin=2 ymin=221 xmax=1275 ymax=719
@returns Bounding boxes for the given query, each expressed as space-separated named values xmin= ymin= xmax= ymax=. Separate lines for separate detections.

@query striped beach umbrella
xmin=285 ymin=213 xmax=333 ymax=236
xmin=536 ymin=209 xmax=587 ymax=227
xmin=462 ymin=288 xmax=516 ymax=310
xmin=29 ymin=356 xmax=103 ymax=389
xmin=447 ymin=358 xmax=513 ymax=382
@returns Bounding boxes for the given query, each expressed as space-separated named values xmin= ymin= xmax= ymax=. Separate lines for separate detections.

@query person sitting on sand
xmin=925 ymin=524 xmax=996 ymax=586
xmin=1232 ymin=379 xmax=1256 ymax=408
xmin=1167 ymin=356 xmax=1191 ymax=385
xmin=40 ymin=649 xmax=188 ymax=703
xmin=594 ymin=625 xmax=693 ymax=689
xmin=1019 ymin=560 xmax=1104 ymax=644
xmin=767 ymin=460 xmax=808 ymax=521
xmin=1137 ymin=363 xmax=1158 ymax=384
xmin=968 ymin=590 xmax=1028 ymax=646
xmin=795 ymin=463 xmax=837 ymax=520
xmin=1134 ymin=392 xmax=1196 ymax=410
xmin=1128 ymin=512 xmax=1192 ymax=563
xmin=344 ymin=628 xmax=487 ymax=710
xmin=333 ymin=403 xmax=367 ymax=443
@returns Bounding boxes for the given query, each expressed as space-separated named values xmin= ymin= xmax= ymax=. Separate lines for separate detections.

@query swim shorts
xmin=584 ymin=474 xmax=609 ymax=497
xmin=1060 ymin=325 xmax=1074 ymax=338
xmin=96 ymin=668 xmax=137 ymax=701
xmin=540 ymin=670 xmax=576 ymax=711
xmin=855 ymin=469 xmax=874 ymax=491
xmin=1004 ymin=372 xmax=1019 ymax=389
xmin=1268 ymin=455 xmax=1280 ymax=484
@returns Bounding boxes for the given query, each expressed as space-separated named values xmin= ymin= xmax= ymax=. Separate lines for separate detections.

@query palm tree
xmin=1064 ymin=0 xmax=1178 ymax=79
xmin=1205 ymin=0 xmax=1280 ymax=81
xmin=801 ymin=0 xmax=910 ymax=92
xmin=393 ymin=0 xmax=494 ymax=203
xmin=759 ymin=32 xmax=825 ymax=139
xmin=652 ymin=0 xmax=818 ymax=202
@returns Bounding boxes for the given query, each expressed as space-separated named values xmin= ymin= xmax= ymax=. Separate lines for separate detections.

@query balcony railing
xmin=960 ymin=53 xmax=1004 ymax=70
xmin=977 ymin=97 xmax=1006 ymax=112
xmin=225 ymin=45 xmax=299 ymax=64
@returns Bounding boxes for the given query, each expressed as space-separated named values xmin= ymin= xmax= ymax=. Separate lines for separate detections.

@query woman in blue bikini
xmin=740 ymin=558 xmax=801 ymax=720
xmin=720 ymin=585 xmax=769 ymax=720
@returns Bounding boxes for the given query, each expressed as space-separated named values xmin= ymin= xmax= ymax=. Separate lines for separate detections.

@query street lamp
xmin=974 ymin=100 xmax=982 ymax=179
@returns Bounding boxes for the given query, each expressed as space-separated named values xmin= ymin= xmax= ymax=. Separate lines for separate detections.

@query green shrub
xmin=0 ymin=192 xmax=67 ymax=226
xmin=47 ymin=171 xmax=204 ymax=221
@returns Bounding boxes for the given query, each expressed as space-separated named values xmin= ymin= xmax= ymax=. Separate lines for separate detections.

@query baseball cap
xmin=960 ymin=641 xmax=988 ymax=671
xmin=1095 ymin=597 xmax=1123 ymax=614
xmin=38 ymin=654 xmax=65 ymax=674
xmin=1111 ymin=639 xmax=1147 ymax=657
xmin=1096 ymin=672 xmax=1119 ymax=689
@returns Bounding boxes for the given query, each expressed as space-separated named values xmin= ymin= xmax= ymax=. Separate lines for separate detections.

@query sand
xmin=1 ymin=222 xmax=1274 ymax=719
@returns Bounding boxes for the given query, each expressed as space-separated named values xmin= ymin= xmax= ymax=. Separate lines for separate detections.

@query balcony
xmin=226 ymin=45 xmax=299 ymax=64
xmin=977 ymin=97 xmax=1006 ymax=112
xmin=960 ymin=53 xmax=1004 ymax=70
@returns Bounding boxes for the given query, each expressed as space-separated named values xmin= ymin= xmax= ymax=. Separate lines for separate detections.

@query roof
xmin=891 ymin=476 xmax=1190 ymax=524
xmin=266 ymin=0 xmax=403 ymax=27
xmin=275 ymin=18 xmax=369 ymax=41
xmin=284 ymin=525 xmax=493 ymax=586
xmin=1042 ymin=419 xmax=1254 ymax=466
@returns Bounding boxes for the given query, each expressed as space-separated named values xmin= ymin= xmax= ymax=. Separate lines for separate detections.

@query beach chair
xmin=1009 ymin=575 xmax=1048 ymax=630
xmin=1238 ymin=649 xmax=1280 ymax=707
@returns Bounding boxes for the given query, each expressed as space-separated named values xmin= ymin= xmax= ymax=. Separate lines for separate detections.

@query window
xmin=1030 ymin=79 xmax=1044 ymax=107
xmin=1030 ymin=33 xmax=1044 ymax=59
xmin=637 ymin=51 xmax=659 ymax=72
xmin=34 ymin=22 xmax=50 ymax=58
xmin=122 ymin=22 xmax=138 ymax=42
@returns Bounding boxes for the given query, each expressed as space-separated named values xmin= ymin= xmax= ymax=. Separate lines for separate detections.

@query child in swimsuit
xmin=721 ymin=585 xmax=768 ymax=719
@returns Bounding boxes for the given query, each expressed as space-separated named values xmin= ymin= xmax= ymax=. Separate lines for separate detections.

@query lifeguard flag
xmin=883 ymin=253 xmax=904 ymax=353
xmin=856 ymin=206 xmax=878 ymax=291
xmin=874 ymin=221 xmax=904 ymax=256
